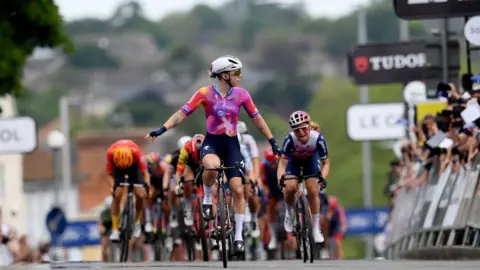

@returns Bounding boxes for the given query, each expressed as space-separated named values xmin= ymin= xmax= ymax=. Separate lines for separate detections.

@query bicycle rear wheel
xmin=197 ymin=196 xmax=209 ymax=261
xmin=219 ymin=187 xmax=228 ymax=268
xmin=153 ymin=203 xmax=165 ymax=261
xmin=178 ymin=200 xmax=195 ymax=261
xmin=300 ymin=194 xmax=315 ymax=263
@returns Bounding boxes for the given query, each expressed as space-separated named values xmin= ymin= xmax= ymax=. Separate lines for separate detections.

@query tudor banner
xmin=394 ymin=0 xmax=480 ymax=20
xmin=347 ymin=41 xmax=426 ymax=85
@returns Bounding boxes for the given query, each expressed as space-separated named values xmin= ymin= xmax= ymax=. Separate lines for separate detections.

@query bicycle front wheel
xmin=300 ymin=194 xmax=315 ymax=263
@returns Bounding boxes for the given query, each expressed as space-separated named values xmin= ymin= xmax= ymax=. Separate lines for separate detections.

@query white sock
xmin=203 ymin=184 xmax=213 ymax=205
xmin=234 ymin=214 xmax=245 ymax=241
xmin=144 ymin=207 xmax=151 ymax=223
xmin=245 ymin=203 xmax=251 ymax=222
xmin=285 ymin=205 xmax=294 ymax=217
xmin=185 ymin=198 xmax=192 ymax=210
xmin=312 ymin=213 xmax=320 ymax=231
xmin=268 ymin=223 xmax=276 ymax=239
xmin=251 ymin=212 xmax=258 ymax=222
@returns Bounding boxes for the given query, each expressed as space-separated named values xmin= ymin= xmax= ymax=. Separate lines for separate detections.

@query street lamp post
xmin=47 ymin=130 xmax=66 ymax=206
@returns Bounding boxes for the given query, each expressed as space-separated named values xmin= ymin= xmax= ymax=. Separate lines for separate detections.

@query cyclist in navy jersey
xmin=277 ymin=111 xmax=330 ymax=244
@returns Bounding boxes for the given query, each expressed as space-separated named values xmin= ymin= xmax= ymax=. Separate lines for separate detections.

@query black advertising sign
xmin=394 ymin=0 xmax=480 ymax=20
xmin=348 ymin=41 xmax=426 ymax=85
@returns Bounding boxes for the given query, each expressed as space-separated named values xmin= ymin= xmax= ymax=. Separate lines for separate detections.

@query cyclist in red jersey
xmin=145 ymin=55 xmax=282 ymax=253
xmin=326 ymin=196 xmax=347 ymax=259
xmin=106 ymin=139 xmax=150 ymax=242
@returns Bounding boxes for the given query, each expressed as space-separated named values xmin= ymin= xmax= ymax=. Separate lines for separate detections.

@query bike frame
xmin=116 ymin=176 xmax=145 ymax=262
xmin=280 ymin=169 xmax=324 ymax=264
xmin=194 ymin=161 xmax=246 ymax=268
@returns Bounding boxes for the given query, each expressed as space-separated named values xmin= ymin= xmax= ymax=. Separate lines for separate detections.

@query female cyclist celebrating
xmin=277 ymin=111 xmax=330 ymax=244
xmin=145 ymin=55 xmax=282 ymax=254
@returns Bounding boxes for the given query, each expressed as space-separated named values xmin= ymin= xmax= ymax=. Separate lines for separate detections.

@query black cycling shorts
xmin=112 ymin=163 xmax=145 ymax=190
xmin=150 ymin=175 xmax=163 ymax=190
xmin=200 ymin=133 xmax=244 ymax=180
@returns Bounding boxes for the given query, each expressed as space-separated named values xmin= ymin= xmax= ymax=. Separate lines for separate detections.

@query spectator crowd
xmin=384 ymin=74 xmax=480 ymax=238
xmin=0 ymin=207 xmax=51 ymax=265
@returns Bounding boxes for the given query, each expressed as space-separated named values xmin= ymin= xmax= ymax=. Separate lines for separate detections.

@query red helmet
xmin=264 ymin=147 xmax=276 ymax=163
xmin=146 ymin=152 xmax=161 ymax=165
xmin=289 ymin=111 xmax=311 ymax=128
xmin=190 ymin=134 xmax=205 ymax=161
xmin=328 ymin=196 xmax=339 ymax=209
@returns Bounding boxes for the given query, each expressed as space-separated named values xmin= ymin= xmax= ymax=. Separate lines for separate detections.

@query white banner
xmin=408 ymin=182 xmax=426 ymax=231
xmin=456 ymin=163 xmax=480 ymax=227
xmin=423 ymin=165 xmax=451 ymax=229
xmin=443 ymin=168 xmax=467 ymax=227
xmin=346 ymin=103 xmax=405 ymax=141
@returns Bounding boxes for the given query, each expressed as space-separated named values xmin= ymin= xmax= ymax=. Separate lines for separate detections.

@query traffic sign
xmin=46 ymin=207 xmax=67 ymax=236
xmin=0 ymin=116 xmax=37 ymax=154
xmin=464 ymin=16 xmax=480 ymax=46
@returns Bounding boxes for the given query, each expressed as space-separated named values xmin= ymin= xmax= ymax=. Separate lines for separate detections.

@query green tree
xmin=111 ymin=1 xmax=172 ymax=49
xmin=253 ymin=32 xmax=315 ymax=110
xmin=0 ymin=0 xmax=72 ymax=96
xmin=163 ymin=43 xmax=204 ymax=89
xmin=68 ymin=43 xmax=119 ymax=69
xmin=16 ymin=87 xmax=66 ymax=125
xmin=66 ymin=19 xmax=113 ymax=35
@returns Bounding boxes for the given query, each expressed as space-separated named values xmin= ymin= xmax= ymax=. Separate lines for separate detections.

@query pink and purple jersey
xmin=181 ymin=85 xmax=259 ymax=136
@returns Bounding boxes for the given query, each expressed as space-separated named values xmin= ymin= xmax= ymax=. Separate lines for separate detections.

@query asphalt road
xmin=3 ymin=260 xmax=480 ymax=270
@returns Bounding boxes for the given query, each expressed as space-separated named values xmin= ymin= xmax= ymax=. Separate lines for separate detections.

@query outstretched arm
xmin=163 ymin=110 xmax=188 ymax=130
xmin=317 ymin=133 xmax=330 ymax=179
xmin=251 ymin=115 xmax=274 ymax=140
xmin=241 ymin=90 xmax=274 ymax=140
xmin=147 ymin=89 xmax=205 ymax=140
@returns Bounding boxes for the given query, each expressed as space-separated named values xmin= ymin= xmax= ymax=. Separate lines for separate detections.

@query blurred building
xmin=0 ymin=95 xmax=27 ymax=235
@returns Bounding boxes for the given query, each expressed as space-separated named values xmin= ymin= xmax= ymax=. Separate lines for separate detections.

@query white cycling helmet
xmin=192 ymin=133 xmax=205 ymax=139
xmin=210 ymin=55 xmax=243 ymax=75
xmin=237 ymin=121 xmax=247 ymax=134
xmin=104 ymin=195 xmax=113 ymax=208
xmin=177 ymin=135 xmax=192 ymax=149
xmin=289 ymin=110 xmax=311 ymax=128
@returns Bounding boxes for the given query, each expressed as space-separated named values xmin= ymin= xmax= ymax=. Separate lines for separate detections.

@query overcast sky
xmin=55 ymin=0 xmax=372 ymax=21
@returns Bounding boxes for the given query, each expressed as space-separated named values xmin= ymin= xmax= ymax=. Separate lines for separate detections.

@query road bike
xmin=279 ymin=170 xmax=326 ymax=263
xmin=194 ymin=161 xmax=246 ymax=268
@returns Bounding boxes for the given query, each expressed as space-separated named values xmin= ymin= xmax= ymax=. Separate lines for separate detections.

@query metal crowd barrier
xmin=385 ymin=155 xmax=480 ymax=259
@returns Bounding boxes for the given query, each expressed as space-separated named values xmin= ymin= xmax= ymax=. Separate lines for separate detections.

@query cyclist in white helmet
xmin=166 ymin=135 xmax=192 ymax=229
xmin=278 ymin=111 xmax=330 ymax=244
xmin=237 ymin=122 xmax=263 ymax=239
xmin=146 ymin=55 xmax=282 ymax=254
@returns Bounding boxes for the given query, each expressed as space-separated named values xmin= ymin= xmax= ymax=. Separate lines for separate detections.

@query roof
xmin=75 ymin=127 xmax=153 ymax=147
xmin=23 ymin=119 xmax=80 ymax=182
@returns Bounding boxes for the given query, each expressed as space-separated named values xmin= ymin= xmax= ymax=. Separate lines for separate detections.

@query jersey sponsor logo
xmin=112 ymin=146 xmax=133 ymax=168
xmin=213 ymin=102 xmax=238 ymax=114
